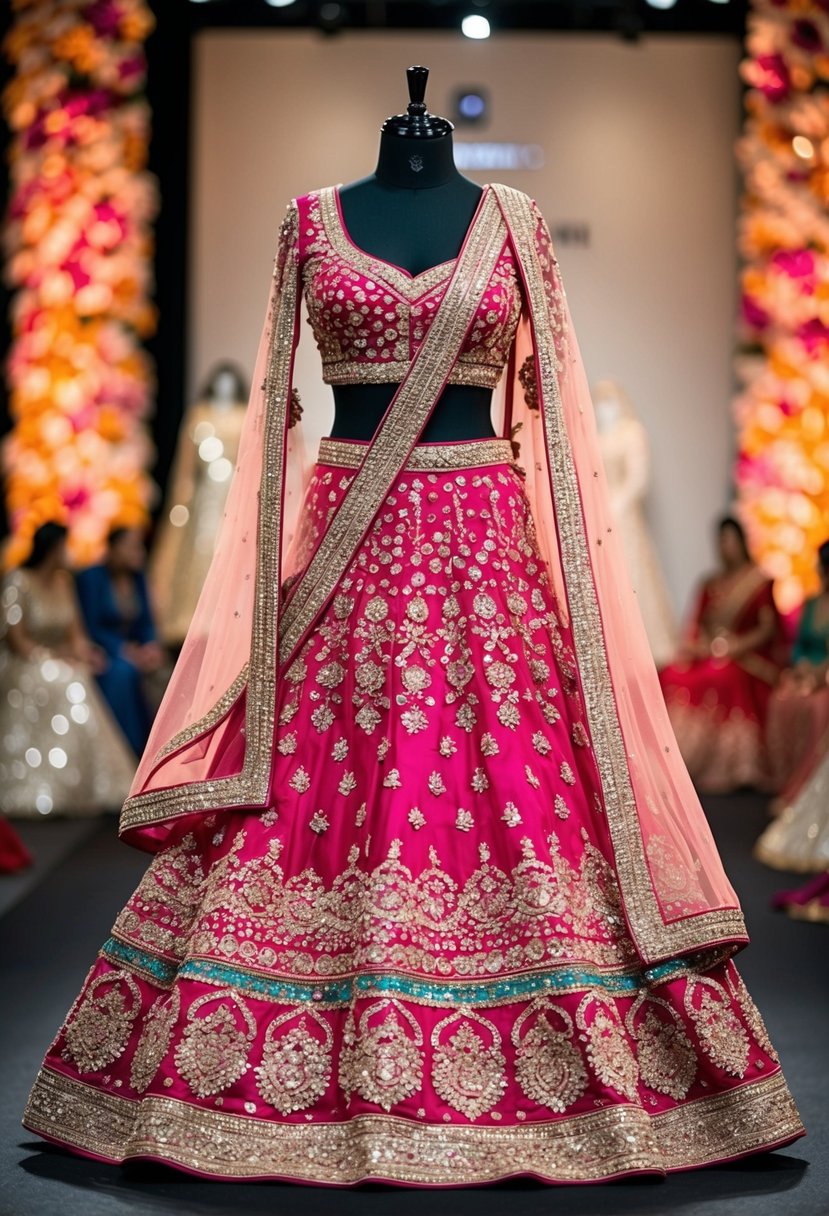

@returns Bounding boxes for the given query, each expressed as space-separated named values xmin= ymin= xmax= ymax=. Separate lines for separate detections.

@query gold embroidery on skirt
xmin=576 ymin=991 xmax=639 ymax=1100
xmin=684 ymin=977 xmax=750 ymax=1077
xmin=23 ymin=1066 xmax=804 ymax=1183
xmin=64 ymin=971 xmax=142 ymax=1074
xmin=430 ymin=1011 xmax=506 ymax=1119
xmin=255 ymin=1009 xmax=333 ymax=1115
xmin=625 ymin=992 xmax=696 ymax=1100
xmin=726 ymin=969 xmax=778 ymax=1062
xmin=512 ymin=999 xmax=588 ymax=1113
xmin=339 ymin=1000 xmax=423 ymax=1111
xmin=129 ymin=988 xmax=181 ymax=1094
xmin=174 ymin=989 xmax=257 ymax=1098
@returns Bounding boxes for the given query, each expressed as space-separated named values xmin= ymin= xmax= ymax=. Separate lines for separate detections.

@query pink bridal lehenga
xmin=22 ymin=184 xmax=803 ymax=1185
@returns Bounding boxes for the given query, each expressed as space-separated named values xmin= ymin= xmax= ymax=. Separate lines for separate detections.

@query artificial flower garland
xmin=737 ymin=0 xmax=829 ymax=612
xmin=2 ymin=0 xmax=157 ymax=566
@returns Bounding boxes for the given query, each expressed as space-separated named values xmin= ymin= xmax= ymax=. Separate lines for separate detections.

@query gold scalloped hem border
xmin=22 ymin=1067 xmax=803 ymax=1186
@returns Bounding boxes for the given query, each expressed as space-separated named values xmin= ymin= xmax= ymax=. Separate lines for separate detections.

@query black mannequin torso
xmin=330 ymin=125 xmax=496 ymax=443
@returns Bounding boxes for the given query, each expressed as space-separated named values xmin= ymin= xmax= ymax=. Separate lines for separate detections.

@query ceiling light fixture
xmin=461 ymin=15 xmax=491 ymax=39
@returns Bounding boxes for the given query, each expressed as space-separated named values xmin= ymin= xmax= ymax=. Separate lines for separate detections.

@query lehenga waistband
xmin=317 ymin=436 xmax=515 ymax=473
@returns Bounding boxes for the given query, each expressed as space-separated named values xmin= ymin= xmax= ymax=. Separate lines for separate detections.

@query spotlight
xmin=644 ymin=0 xmax=677 ymax=9
xmin=265 ymin=0 xmax=298 ymax=6
xmin=461 ymin=15 xmax=491 ymax=39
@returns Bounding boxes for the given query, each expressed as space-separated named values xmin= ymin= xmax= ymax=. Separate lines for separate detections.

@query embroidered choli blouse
xmin=297 ymin=185 xmax=523 ymax=390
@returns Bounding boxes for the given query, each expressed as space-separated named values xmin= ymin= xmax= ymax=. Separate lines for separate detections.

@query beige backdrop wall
xmin=190 ymin=30 xmax=741 ymax=619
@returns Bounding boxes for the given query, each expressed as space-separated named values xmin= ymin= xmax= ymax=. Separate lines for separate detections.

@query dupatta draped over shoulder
xmin=122 ymin=184 xmax=745 ymax=967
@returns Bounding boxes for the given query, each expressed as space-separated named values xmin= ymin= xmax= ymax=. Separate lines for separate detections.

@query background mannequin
xmin=593 ymin=377 xmax=677 ymax=665
xmin=149 ymin=362 xmax=249 ymax=646
xmin=332 ymin=67 xmax=495 ymax=443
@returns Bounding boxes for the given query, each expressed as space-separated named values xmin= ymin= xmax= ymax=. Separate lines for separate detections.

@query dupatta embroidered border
xmin=493 ymin=184 xmax=746 ymax=962
xmin=119 ymin=204 xmax=301 ymax=833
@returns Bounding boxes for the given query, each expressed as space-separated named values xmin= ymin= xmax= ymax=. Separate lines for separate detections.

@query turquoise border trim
xmin=101 ymin=936 xmax=692 ymax=1007
xmin=102 ymin=936 xmax=178 ymax=986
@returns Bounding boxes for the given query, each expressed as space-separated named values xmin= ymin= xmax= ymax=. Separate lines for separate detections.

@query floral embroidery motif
xmin=340 ymin=1001 xmax=423 ymax=1111
xmin=338 ymin=772 xmax=357 ymax=796
xmin=64 ymin=971 xmax=142 ymax=1074
xmin=309 ymin=811 xmax=329 ymax=835
xmin=288 ymin=766 xmax=311 ymax=794
xmin=408 ymin=807 xmax=426 ymax=830
xmin=625 ymin=993 xmax=696 ymax=1100
xmin=560 ymin=762 xmax=576 ymax=786
xmin=129 ymin=988 xmax=181 ymax=1094
xmin=456 ymin=808 xmax=475 ymax=832
xmin=431 ymin=1012 xmax=506 ymax=1119
xmin=576 ymin=992 xmax=639 ymax=1100
xmin=174 ymin=990 xmax=256 ymax=1098
xmin=684 ymin=977 xmax=750 ymax=1077
xmin=255 ymin=1010 xmax=333 ymax=1115
xmin=471 ymin=767 xmax=489 ymax=793
xmin=502 ymin=802 xmax=522 ymax=827
xmin=524 ymin=765 xmax=540 ymax=789
xmin=727 ymin=970 xmax=778 ymax=1062
xmin=428 ymin=771 xmax=446 ymax=796
xmin=512 ymin=1000 xmax=587 ymax=1113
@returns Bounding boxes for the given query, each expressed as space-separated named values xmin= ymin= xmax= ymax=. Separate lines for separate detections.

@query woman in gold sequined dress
xmin=0 ymin=523 xmax=136 ymax=818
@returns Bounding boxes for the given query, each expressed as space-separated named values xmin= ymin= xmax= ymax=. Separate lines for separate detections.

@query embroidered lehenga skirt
xmin=24 ymin=439 xmax=802 ymax=1184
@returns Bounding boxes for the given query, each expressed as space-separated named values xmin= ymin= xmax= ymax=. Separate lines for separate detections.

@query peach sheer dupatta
xmin=494 ymin=185 xmax=745 ymax=964
xmin=119 ymin=203 xmax=312 ymax=846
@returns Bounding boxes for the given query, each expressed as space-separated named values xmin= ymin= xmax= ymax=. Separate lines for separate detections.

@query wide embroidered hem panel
xmin=24 ymin=1068 xmax=802 ymax=1184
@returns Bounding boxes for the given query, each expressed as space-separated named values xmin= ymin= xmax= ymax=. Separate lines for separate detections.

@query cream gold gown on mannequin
xmin=593 ymin=379 xmax=677 ymax=667
xmin=150 ymin=369 xmax=247 ymax=646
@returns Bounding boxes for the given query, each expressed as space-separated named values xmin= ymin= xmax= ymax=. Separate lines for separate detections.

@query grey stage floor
xmin=0 ymin=794 xmax=825 ymax=1216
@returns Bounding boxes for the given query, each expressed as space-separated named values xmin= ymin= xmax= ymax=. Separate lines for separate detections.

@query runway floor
xmin=0 ymin=794 xmax=825 ymax=1216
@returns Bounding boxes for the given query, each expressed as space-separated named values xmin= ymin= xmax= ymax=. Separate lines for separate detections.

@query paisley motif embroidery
xmin=129 ymin=988 xmax=181 ymax=1094
xmin=174 ymin=989 xmax=256 ymax=1098
xmin=340 ymin=1000 xmax=423 ymax=1111
xmin=576 ymin=991 xmax=639 ymax=1100
xmin=431 ymin=1011 xmax=506 ymax=1119
xmin=684 ymin=977 xmax=750 ymax=1077
xmin=625 ymin=992 xmax=696 ymax=1100
xmin=512 ymin=999 xmax=587 ymax=1113
xmin=727 ymin=969 xmax=778 ymax=1063
xmin=64 ymin=971 xmax=142 ymax=1074
xmin=256 ymin=1009 xmax=333 ymax=1115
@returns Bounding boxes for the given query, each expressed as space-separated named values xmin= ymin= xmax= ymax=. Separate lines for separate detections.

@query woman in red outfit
xmin=659 ymin=516 xmax=784 ymax=793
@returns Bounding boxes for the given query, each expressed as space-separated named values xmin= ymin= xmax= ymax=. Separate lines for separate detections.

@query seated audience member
xmin=76 ymin=526 xmax=166 ymax=755
xmin=659 ymin=515 xmax=784 ymax=793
